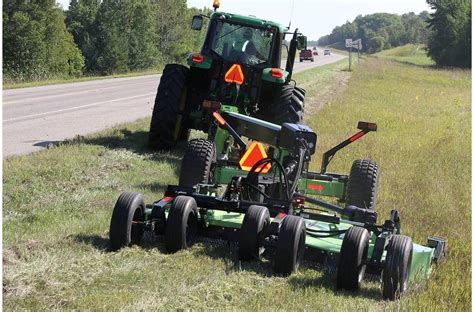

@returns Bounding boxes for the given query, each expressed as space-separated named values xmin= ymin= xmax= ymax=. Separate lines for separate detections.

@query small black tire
xmin=274 ymin=215 xmax=306 ymax=276
xmin=346 ymin=159 xmax=379 ymax=210
xmin=238 ymin=205 xmax=270 ymax=261
xmin=148 ymin=64 xmax=189 ymax=150
xmin=165 ymin=196 xmax=199 ymax=253
xmin=271 ymin=84 xmax=304 ymax=125
xmin=336 ymin=226 xmax=370 ymax=290
xmin=382 ymin=235 xmax=413 ymax=300
xmin=179 ymin=139 xmax=216 ymax=187
xmin=109 ymin=192 xmax=145 ymax=251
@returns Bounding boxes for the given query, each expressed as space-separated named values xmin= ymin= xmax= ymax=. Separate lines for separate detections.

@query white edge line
xmin=3 ymin=92 xmax=156 ymax=123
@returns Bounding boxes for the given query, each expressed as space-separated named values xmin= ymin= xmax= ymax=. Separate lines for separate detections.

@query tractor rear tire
xmin=382 ymin=235 xmax=413 ymax=300
xmin=165 ymin=196 xmax=199 ymax=253
xmin=238 ymin=205 xmax=270 ymax=261
xmin=148 ymin=64 xmax=189 ymax=150
xmin=346 ymin=159 xmax=379 ymax=210
xmin=109 ymin=192 xmax=145 ymax=251
xmin=336 ymin=226 xmax=370 ymax=290
xmin=274 ymin=215 xmax=306 ymax=276
xmin=272 ymin=84 xmax=304 ymax=125
xmin=179 ymin=139 xmax=216 ymax=187
xmin=294 ymin=86 xmax=306 ymax=102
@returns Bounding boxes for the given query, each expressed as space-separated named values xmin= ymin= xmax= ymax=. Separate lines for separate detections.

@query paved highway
xmin=3 ymin=52 xmax=346 ymax=157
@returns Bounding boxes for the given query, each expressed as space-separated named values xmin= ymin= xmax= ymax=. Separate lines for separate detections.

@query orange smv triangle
xmin=224 ymin=64 xmax=245 ymax=85
xmin=239 ymin=142 xmax=271 ymax=173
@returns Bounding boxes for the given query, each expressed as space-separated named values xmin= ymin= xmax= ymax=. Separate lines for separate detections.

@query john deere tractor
xmin=148 ymin=4 xmax=308 ymax=149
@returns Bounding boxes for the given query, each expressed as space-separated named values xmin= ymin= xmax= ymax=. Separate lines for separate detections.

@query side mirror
xmin=191 ymin=15 xmax=203 ymax=31
xmin=297 ymin=35 xmax=307 ymax=50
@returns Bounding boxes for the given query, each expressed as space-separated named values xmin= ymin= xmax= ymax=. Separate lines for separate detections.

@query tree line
xmin=3 ymin=0 xmax=209 ymax=82
xmin=318 ymin=0 xmax=471 ymax=68
xmin=426 ymin=0 xmax=471 ymax=67
xmin=317 ymin=11 xmax=431 ymax=54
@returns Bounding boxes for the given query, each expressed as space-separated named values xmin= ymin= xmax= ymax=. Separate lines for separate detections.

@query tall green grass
xmin=376 ymin=44 xmax=435 ymax=66
xmin=3 ymin=58 xmax=470 ymax=310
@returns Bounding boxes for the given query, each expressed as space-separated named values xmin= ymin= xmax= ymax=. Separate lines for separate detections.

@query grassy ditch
xmin=3 ymin=58 xmax=470 ymax=310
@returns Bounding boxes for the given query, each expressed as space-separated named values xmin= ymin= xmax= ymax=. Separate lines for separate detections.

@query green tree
xmin=66 ymin=0 xmax=100 ymax=72
xmin=317 ymin=12 xmax=430 ymax=53
xmin=3 ymin=0 xmax=84 ymax=81
xmin=426 ymin=0 xmax=471 ymax=67
xmin=94 ymin=0 xmax=158 ymax=74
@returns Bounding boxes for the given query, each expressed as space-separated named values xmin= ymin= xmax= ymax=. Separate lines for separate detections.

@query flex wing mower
xmin=111 ymin=1 xmax=444 ymax=300
xmin=109 ymin=109 xmax=445 ymax=300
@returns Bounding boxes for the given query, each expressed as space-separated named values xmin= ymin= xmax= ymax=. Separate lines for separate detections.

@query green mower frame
xmin=110 ymin=105 xmax=445 ymax=300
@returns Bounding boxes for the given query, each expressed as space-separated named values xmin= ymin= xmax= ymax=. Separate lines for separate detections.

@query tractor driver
xmin=232 ymin=28 xmax=267 ymax=64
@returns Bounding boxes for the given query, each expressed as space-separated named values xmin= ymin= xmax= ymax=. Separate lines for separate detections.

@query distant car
xmin=299 ymin=49 xmax=314 ymax=62
xmin=324 ymin=49 xmax=331 ymax=56
xmin=313 ymin=49 xmax=318 ymax=56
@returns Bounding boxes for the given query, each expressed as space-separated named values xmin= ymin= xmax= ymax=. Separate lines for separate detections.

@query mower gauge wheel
xmin=165 ymin=196 xmax=199 ymax=253
xmin=346 ymin=159 xmax=379 ymax=210
xmin=336 ymin=226 xmax=370 ymax=290
xmin=238 ymin=205 xmax=270 ymax=261
xmin=274 ymin=215 xmax=306 ymax=276
xmin=179 ymin=139 xmax=216 ymax=187
xmin=109 ymin=192 xmax=145 ymax=251
xmin=382 ymin=235 xmax=413 ymax=300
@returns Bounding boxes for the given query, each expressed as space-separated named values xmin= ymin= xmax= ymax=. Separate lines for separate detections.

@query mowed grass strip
xmin=3 ymin=58 xmax=470 ymax=310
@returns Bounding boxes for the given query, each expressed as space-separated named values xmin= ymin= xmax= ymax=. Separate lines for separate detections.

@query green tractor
xmin=148 ymin=4 xmax=308 ymax=149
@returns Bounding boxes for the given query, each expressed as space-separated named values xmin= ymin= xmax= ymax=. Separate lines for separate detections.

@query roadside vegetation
xmin=375 ymin=44 xmax=434 ymax=66
xmin=318 ymin=0 xmax=471 ymax=68
xmin=3 ymin=52 xmax=470 ymax=309
xmin=3 ymin=0 xmax=208 ymax=85
xmin=318 ymin=11 xmax=431 ymax=53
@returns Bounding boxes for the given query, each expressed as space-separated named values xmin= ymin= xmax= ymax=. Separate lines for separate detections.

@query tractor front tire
xmin=179 ymin=139 xmax=216 ymax=187
xmin=382 ymin=235 xmax=413 ymax=300
xmin=336 ymin=226 xmax=370 ymax=290
xmin=272 ymin=84 xmax=304 ymax=125
xmin=109 ymin=192 xmax=145 ymax=251
xmin=165 ymin=196 xmax=199 ymax=253
xmin=238 ymin=205 xmax=270 ymax=261
xmin=148 ymin=64 xmax=189 ymax=150
xmin=274 ymin=215 xmax=306 ymax=276
xmin=346 ymin=159 xmax=379 ymax=210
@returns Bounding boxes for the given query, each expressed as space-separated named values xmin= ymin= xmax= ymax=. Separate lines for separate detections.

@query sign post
xmin=345 ymin=39 xmax=352 ymax=70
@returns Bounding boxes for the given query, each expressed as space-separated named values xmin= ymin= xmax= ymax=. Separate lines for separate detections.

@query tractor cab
xmin=192 ymin=12 xmax=284 ymax=69
xmin=148 ymin=0 xmax=308 ymax=151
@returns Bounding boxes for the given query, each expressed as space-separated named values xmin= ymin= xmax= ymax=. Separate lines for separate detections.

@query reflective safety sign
xmin=224 ymin=64 xmax=245 ymax=85
xmin=239 ymin=142 xmax=271 ymax=173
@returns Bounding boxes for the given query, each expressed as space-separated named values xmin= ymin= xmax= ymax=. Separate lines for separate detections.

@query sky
xmin=56 ymin=0 xmax=432 ymax=40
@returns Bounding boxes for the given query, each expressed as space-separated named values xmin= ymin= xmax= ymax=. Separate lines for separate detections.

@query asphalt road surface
xmin=3 ymin=52 xmax=346 ymax=157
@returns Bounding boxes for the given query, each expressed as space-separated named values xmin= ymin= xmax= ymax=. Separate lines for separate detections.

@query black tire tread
xmin=165 ymin=196 xmax=198 ymax=253
xmin=346 ymin=159 xmax=379 ymax=210
xmin=238 ymin=205 xmax=270 ymax=261
xmin=109 ymin=192 xmax=145 ymax=251
xmin=337 ymin=226 xmax=370 ymax=290
xmin=148 ymin=64 xmax=189 ymax=150
xmin=272 ymin=84 xmax=304 ymax=125
xmin=274 ymin=215 xmax=306 ymax=276
xmin=179 ymin=139 xmax=216 ymax=187
xmin=382 ymin=235 xmax=413 ymax=300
